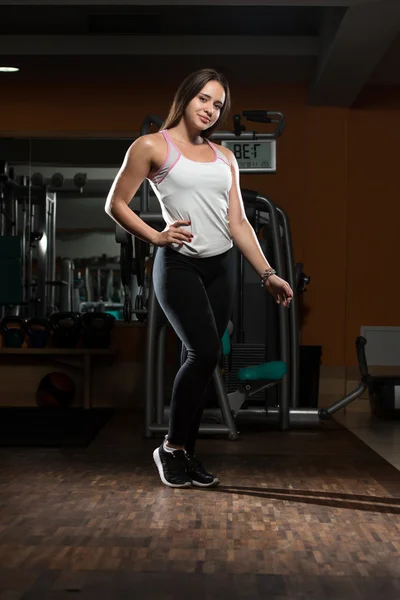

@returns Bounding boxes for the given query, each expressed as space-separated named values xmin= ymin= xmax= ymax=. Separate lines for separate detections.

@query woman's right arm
xmin=104 ymin=136 xmax=160 ymax=245
xmin=105 ymin=136 xmax=193 ymax=248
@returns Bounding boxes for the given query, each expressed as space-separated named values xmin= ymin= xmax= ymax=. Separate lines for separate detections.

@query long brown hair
xmin=161 ymin=68 xmax=231 ymax=138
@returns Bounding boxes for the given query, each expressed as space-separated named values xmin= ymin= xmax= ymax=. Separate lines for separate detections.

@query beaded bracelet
xmin=261 ymin=268 xmax=277 ymax=287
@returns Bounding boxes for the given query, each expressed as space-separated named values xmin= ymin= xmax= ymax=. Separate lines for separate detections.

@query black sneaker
xmin=186 ymin=454 xmax=220 ymax=488
xmin=153 ymin=443 xmax=192 ymax=488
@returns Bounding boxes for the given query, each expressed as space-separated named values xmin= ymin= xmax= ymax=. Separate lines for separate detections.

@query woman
xmin=105 ymin=68 xmax=293 ymax=489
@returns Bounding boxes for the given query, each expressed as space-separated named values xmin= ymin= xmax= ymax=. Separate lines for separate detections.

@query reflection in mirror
xmin=0 ymin=137 xmax=161 ymax=322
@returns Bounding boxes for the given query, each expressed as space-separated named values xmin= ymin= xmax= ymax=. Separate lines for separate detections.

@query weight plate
xmin=123 ymin=294 xmax=132 ymax=323
xmin=115 ymin=224 xmax=131 ymax=245
xmin=135 ymin=238 xmax=149 ymax=287
xmin=120 ymin=237 xmax=134 ymax=287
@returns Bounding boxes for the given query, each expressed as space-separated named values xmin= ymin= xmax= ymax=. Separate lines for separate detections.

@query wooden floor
xmin=0 ymin=410 xmax=400 ymax=599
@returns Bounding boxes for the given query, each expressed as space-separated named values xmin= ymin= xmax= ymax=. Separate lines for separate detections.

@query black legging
xmin=152 ymin=245 xmax=236 ymax=455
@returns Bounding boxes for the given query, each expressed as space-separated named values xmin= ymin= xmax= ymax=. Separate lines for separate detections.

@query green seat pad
xmin=221 ymin=329 xmax=231 ymax=356
xmin=238 ymin=361 xmax=287 ymax=382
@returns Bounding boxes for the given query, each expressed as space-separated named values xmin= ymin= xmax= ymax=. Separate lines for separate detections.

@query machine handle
xmin=355 ymin=336 xmax=369 ymax=380
xmin=140 ymin=115 xmax=164 ymax=136
xmin=241 ymin=188 xmax=259 ymax=204
xmin=242 ymin=111 xmax=286 ymax=138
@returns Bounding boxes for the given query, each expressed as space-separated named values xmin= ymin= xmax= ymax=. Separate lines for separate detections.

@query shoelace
xmin=167 ymin=450 xmax=188 ymax=471
xmin=186 ymin=455 xmax=203 ymax=471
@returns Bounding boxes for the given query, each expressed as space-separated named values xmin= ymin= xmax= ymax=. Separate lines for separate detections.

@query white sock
xmin=163 ymin=440 xmax=176 ymax=454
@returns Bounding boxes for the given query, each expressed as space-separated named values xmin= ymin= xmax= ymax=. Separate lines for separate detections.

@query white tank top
xmin=148 ymin=129 xmax=233 ymax=258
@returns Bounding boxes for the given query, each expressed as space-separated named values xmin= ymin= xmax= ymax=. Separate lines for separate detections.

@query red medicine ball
xmin=36 ymin=372 xmax=75 ymax=408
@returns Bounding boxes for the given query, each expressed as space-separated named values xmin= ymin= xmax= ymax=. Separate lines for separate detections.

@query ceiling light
xmin=0 ymin=67 xmax=19 ymax=73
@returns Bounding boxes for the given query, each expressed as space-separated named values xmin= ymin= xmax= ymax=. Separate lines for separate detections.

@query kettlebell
xmin=50 ymin=312 xmax=82 ymax=348
xmin=81 ymin=312 xmax=115 ymax=349
xmin=0 ymin=316 xmax=27 ymax=348
xmin=27 ymin=317 xmax=51 ymax=348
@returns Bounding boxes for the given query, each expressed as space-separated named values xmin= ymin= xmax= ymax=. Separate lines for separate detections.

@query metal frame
xmin=275 ymin=204 xmax=299 ymax=410
xmin=34 ymin=189 xmax=56 ymax=318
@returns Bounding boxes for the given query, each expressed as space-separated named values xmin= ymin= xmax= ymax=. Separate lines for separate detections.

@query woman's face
xmin=185 ymin=80 xmax=226 ymax=131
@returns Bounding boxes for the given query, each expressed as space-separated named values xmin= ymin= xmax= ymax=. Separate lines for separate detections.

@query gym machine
xmin=115 ymin=113 xmax=368 ymax=437
xmin=0 ymin=161 xmax=58 ymax=319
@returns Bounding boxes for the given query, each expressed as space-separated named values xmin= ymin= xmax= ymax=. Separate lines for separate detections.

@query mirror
xmin=0 ymin=136 xmax=160 ymax=321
